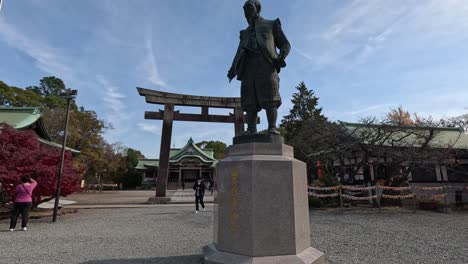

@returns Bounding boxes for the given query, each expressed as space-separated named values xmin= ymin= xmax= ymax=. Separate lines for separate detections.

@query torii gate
xmin=137 ymin=87 xmax=256 ymax=198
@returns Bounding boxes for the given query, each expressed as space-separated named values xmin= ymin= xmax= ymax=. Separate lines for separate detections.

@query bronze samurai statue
xmin=228 ymin=0 xmax=291 ymax=135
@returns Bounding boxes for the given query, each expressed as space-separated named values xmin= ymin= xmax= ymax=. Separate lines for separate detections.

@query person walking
xmin=193 ymin=178 xmax=206 ymax=213
xmin=209 ymin=177 xmax=214 ymax=195
xmin=10 ymin=174 xmax=37 ymax=231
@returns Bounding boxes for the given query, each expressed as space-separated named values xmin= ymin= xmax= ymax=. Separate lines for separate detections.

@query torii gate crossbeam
xmin=137 ymin=87 xmax=257 ymax=198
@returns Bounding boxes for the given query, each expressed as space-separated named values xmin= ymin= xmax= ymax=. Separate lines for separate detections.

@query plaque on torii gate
xmin=137 ymin=87 xmax=257 ymax=198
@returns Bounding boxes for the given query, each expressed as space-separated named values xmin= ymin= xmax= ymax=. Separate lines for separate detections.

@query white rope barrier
xmin=308 ymin=192 xmax=340 ymax=198
xmin=308 ymin=186 xmax=340 ymax=191
xmin=307 ymin=185 xmax=467 ymax=206
xmin=414 ymin=186 xmax=443 ymax=191
xmin=381 ymin=194 xmax=415 ymax=200
xmin=344 ymin=191 xmax=366 ymax=196
xmin=378 ymin=186 xmax=411 ymax=191
xmin=342 ymin=194 xmax=378 ymax=201
xmin=342 ymin=185 xmax=376 ymax=191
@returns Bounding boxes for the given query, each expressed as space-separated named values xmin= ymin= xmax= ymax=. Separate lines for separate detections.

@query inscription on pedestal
xmin=230 ymin=169 xmax=240 ymax=237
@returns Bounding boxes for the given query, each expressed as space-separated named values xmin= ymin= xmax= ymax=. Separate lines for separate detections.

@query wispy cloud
xmin=300 ymin=0 xmax=468 ymax=69
xmin=0 ymin=17 xmax=74 ymax=79
xmin=320 ymin=0 xmax=408 ymax=42
xmin=293 ymin=47 xmax=314 ymax=62
xmin=343 ymin=103 xmax=394 ymax=117
xmin=315 ymin=0 xmax=408 ymax=68
xmin=96 ymin=75 xmax=130 ymax=134
xmin=142 ymin=25 xmax=166 ymax=88
xmin=137 ymin=122 xmax=160 ymax=134
xmin=401 ymin=87 xmax=468 ymax=120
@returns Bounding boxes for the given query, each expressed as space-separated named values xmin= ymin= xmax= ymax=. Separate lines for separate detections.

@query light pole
xmin=52 ymin=89 xmax=77 ymax=222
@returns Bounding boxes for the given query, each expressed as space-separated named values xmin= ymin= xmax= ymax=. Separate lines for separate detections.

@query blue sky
xmin=1 ymin=0 xmax=467 ymax=158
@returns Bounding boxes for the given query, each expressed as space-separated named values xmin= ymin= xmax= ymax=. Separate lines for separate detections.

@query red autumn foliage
xmin=0 ymin=123 xmax=85 ymax=206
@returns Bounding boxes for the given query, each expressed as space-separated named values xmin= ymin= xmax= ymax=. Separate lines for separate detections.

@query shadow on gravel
xmin=80 ymin=254 xmax=203 ymax=264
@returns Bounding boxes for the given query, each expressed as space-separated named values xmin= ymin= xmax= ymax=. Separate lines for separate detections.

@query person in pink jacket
xmin=9 ymin=174 xmax=37 ymax=231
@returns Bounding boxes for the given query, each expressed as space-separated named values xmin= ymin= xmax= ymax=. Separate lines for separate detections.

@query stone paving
xmin=65 ymin=190 xmax=162 ymax=205
xmin=0 ymin=206 xmax=467 ymax=264
xmin=169 ymin=189 xmax=215 ymax=203
xmin=65 ymin=189 xmax=214 ymax=205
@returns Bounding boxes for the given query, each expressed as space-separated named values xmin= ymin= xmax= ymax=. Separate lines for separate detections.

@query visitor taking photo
xmin=9 ymin=173 xmax=38 ymax=231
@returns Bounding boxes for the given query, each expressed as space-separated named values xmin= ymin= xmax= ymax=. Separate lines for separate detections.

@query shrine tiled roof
xmin=0 ymin=107 xmax=51 ymax=139
xmin=0 ymin=107 xmax=80 ymax=154
xmin=136 ymin=138 xmax=217 ymax=170
xmin=169 ymin=137 xmax=216 ymax=163
xmin=135 ymin=159 xmax=159 ymax=170
xmin=37 ymin=138 xmax=81 ymax=155
xmin=342 ymin=122 xmax=468 ymax=150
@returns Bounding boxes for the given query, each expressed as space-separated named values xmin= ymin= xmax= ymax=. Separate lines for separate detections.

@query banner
xmin=431 ymin=194 xmax=446 ymax=200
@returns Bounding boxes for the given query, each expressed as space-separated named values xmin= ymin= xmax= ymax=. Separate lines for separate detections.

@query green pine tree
xmin=280 ymin=82 xmax=329 ymax=179
xmin=280 ymin=81 xmax=327 ymax=143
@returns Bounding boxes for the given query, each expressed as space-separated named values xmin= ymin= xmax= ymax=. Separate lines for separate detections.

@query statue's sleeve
xmin=273 ymin=18 xmax=291 ymax=61
xmin=233 ymin=30 xmax=244 ymax=61
xmin=229 ymin=30 xmax=245 ymax=76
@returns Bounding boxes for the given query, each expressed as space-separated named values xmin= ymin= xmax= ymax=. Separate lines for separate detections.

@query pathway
xmin=0 ymin=207 xmax=467 ymax=263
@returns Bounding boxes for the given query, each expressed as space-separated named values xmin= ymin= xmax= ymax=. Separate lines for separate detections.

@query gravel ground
xmin=310 ymin=208 xmax=468 ymax=264
xmin=0 ymin=206 xmax=467 ymax=264
xmin=66 ymin=191 xmax=157 ymax=205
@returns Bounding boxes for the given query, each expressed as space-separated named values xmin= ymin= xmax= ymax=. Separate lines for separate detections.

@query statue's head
xmin=243 ymin=0 xmax=261 ymax=24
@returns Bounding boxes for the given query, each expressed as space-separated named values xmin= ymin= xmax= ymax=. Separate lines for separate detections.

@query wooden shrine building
xmin=135 ymin=138 xmax=217 ymax=189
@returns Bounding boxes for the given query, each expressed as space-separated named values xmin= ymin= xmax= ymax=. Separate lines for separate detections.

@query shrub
xmin=308 ymin=196 xmax=323 ymax=208
xmin=0 ymin=123 xmax=85 ymax=207
xmin=0 ymin=188 xmax=10 ymax=205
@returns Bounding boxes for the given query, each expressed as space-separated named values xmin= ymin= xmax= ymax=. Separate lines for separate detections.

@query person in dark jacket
xmin=208 ymin=177 xmax=214 ymax=195
xmin=193 ymin=178 xmax=206 ymax=213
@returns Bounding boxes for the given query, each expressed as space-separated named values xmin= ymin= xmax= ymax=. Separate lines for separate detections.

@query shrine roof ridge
xmin=342 ymin=121 xmax=463 ymax=132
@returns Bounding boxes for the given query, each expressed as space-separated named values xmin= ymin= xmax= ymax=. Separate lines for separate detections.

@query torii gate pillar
xmin=156 ymin=104 xmax=174 ymax=197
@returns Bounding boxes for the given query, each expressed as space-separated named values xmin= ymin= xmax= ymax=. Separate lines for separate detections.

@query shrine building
xmin=135 ymin=138 xmax=217 ymax=189
xmin=0 ymin=107 xmax=80 ymax=154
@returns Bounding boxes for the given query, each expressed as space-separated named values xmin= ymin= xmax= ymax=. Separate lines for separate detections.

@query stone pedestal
xmin=203 ymin=143 xmax=324 ymax=264
xmin=233 ymin=133 xmax=284 ymax=144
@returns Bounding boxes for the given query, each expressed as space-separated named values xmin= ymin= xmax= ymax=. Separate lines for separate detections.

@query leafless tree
xmin=312 ymin=116 xmax=466 ymax=185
